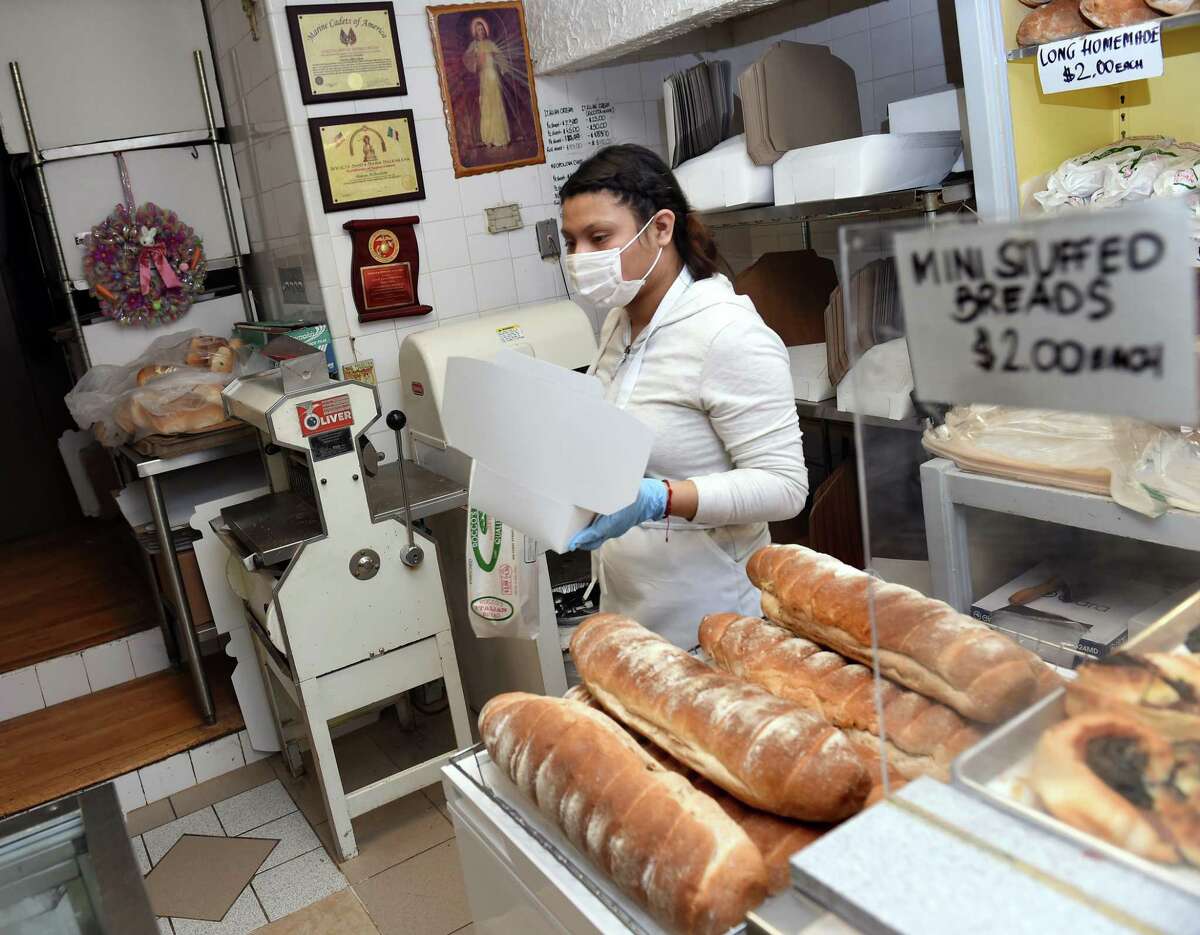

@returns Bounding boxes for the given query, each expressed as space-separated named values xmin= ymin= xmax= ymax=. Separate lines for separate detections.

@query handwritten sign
xmin=1037 ymin=21 xmax=1162 ymax=94
xmin=895 ymin=201 xmax=1197 ymax=425
xmin=542 ymin=102 xmax=614 ymax=204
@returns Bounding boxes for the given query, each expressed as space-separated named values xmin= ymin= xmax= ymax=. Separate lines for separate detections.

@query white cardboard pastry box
xmin=442 ymin=349 xmax=653 ymax=554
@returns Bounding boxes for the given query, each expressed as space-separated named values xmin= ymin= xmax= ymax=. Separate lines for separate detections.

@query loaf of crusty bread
xmin=1146 ymin=0 xmax=1199 ymax=12
xmin=564 ymin=683 xmax=824 ymax=892
xmin=570 ymin=614 xmax=871 ymax=821
xmin=1081 ymin=0 xmax=1162 ymax=27
xmin=749 ymin=545 xmax=1047 ymax=724
xmin=480 ymin=693 xmax=768 ymax=933
xmin=699 ymin=613 xmax=982 ymax=781
xmin=1017 ymin=0 xmax=1093 ymax=46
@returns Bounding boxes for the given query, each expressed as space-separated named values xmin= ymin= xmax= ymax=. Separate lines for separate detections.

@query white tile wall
xmin=81 ymin=640 xmax=135 ymax=692
xmin=140 ymin=751 xmax=197 ymax=803
xmin=190 ymin=732 xmax=246 ymax=783
xmin=35 ymin=655 xmax=90 ymax=707
xmin=0 ymin=666 xmax=44 ymax=720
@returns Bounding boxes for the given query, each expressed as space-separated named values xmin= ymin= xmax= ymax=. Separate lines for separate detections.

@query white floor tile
xmin=191 ymin=735 xmax=245 ymax=784
xmin=240 ymin=811 xmax=321 ymax=873
xmin=130 ymin=835 xmax=151 ymax=875
xmin=215 ymin=780 xmax=296 ymax=836
xmin=143 ymin=807 xmax=225 ymax=865
xmin=171 ymin=887 xmax=266 ymax=935
xmin=81 ymin=640 xmax=135 ymax=692
xmin=238 ymin=731 xmax=272 ymax=765
xmin=127 ymin=629 xmax=171 ymax=677
xmin=158 ymin=918 xmax=174 ymax=934
xmin=140 ymin=753 xmax=196 ymax=805
xmin=0 ymin=666 xmax=44 ymax=720
xmin=35 ymin=654 xmax=90 ymax=706
xmin=252 ymin=849 xmax=348 ymax=922
xmin=111 ymin=771 xmax=147 ymax=814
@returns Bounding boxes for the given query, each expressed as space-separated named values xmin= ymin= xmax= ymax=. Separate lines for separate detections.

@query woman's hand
xmin=567 ymin=478 xmax=698 ymax=551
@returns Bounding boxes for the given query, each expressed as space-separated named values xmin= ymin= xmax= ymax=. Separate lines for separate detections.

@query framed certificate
xmin=308 ymin=110 xmax=426 ymax=213
xmin=286 ymin=3 xmax=406 ymax=104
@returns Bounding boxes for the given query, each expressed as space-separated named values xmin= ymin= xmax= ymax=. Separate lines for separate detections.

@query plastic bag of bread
xmin=923 ymin=404 xmax=1200 ymax=518
xmin=1033 ymin=138 xmax=1161 ymax=211
xmin=65 ymin=329 xmax=253 ymax=445
xmin=1092 ymin=142 xmax=1188 ymax=208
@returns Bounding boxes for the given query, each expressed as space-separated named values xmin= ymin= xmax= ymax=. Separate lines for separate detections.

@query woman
xmin=462 ymin=17 xmax=510 ymax=148
xmin=561 ymin=144 xmax=808 ymax=648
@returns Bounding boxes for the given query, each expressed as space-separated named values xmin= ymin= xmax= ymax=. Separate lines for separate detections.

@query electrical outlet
xmin=536 ymin=218 xmax=561 ymax=259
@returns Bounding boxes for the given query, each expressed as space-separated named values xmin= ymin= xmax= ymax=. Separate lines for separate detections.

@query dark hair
xmin=559 ymin=144 xmax=723 ymax=280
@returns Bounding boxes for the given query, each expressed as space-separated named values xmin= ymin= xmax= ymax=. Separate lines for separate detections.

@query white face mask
xmin=564 ymin=214 xmax=663 ymax=315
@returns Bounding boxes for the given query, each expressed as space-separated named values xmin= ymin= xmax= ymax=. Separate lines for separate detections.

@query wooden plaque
xmin=343 ymin=217 xmax=432 ymax=323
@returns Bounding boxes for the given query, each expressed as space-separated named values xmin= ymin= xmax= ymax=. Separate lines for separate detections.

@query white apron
xmin=591 ymin=271 xmax=767 ymax=648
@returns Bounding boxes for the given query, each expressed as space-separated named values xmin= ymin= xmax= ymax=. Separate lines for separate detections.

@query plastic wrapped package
xmin=923 ymin=404 xmax=1200 ymax=517
xmin=1090 ymin=142 xmax=1192 ymax=209
xmin=65 ymin=329 xmax=250 ymax=445
xmin=1032 ymin=139 xmax=1155 ymax=211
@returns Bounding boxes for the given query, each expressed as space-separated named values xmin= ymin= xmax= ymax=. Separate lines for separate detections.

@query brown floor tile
xmin=453 ymin=926 xmax=474 ymax=934
xmin=313 ymin=791 xmax=454 ymax=884
xmin=332 ymin=731 xmax=397 ymax=793
xmin=353 ymin=839 xmax=471 ymax=935
xmin=143 ymin=833 xmax=276 ymax=921
xmin=368 ymin=708 xmax=457 ymax=775
xmin=253 ymin=889 xmax=378 ymax=934
xmin=125 ymin=797 xmax=175 ymax=836
xmin=170 ymin=759 xmax=275 ymax=818
xmin=273 ymin=758 xmax=329 ymax=828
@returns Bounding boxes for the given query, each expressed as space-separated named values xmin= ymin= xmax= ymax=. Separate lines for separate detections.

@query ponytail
xmin=559 ymin=144 xmax=727 ymax=281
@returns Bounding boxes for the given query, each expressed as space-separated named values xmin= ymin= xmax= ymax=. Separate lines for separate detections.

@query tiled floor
xmin=130 ymin=710 xmax=472 ymax=935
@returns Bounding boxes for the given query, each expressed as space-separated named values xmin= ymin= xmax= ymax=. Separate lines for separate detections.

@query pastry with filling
xmin=1066 ymin=653 xmax=1200 ymax=741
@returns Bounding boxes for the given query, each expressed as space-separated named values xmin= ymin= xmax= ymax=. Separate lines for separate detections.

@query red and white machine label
xmin=297 ymin=394 xmax=353 ymax=437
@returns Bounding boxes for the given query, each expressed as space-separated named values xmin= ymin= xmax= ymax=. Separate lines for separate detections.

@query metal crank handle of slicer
xmin=386 ymin=409 xmax=424 ymax=568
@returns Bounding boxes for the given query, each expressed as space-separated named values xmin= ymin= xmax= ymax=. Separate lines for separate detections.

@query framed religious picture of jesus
xmin=308 ymin=110 xmax=426 ymax=212
xmin=427 ymin=2 xmax=545 ymax=178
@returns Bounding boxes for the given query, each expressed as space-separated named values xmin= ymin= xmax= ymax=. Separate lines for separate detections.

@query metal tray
xmin=954 ymin=591 xmax=1200 ymax=898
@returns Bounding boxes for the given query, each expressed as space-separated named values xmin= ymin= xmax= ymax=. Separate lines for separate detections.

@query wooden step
xmin=0 ymin=520 xmax=156 ymax=674
xmin=0 ymin=656 xmax=242 ymax=819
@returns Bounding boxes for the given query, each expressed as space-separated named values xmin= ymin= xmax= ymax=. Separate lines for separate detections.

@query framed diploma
xmin=286 ymin=3 xmax=406 ymax=104
xmin=308 ymin=110 xmax=426 ymax=213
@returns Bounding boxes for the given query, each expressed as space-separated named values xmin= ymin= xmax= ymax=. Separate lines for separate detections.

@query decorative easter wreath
xmin=82 ymin=201 xmax=208 ymax=327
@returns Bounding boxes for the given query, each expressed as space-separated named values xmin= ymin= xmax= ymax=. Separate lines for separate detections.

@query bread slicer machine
xmin=212 ymin=356 xmax=471 ymax=861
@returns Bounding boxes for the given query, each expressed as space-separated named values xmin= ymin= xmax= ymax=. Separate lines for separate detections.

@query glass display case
xmin=0 ymin=784 xmax=157 ymax=935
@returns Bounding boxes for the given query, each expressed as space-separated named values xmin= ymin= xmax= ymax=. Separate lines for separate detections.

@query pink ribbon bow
xmin=138 ymin=243 xmax=182 ymax=294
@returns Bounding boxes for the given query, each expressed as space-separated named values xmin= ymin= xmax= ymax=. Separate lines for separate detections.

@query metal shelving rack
xmin=7 ymin=49 xmax=254 ymax=369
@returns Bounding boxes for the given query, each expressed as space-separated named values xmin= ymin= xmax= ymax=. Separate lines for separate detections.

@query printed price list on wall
xmin=542 ymin=102 xmax=615 ymax=204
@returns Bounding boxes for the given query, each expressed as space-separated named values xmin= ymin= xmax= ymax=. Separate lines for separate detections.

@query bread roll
xmin=479 ymin=693 xmax=768 ymax=933
xmin=1147 ymin=0 xmax=1199 ymax=11
xmin=1081 ymin=0 xmax=1162 ymax=27
xmin=1065 ymin=653 xmax=1200 ymax=741
xmin=1017 ymin=0 xmax=1093 ymax=46
xmin=208 ymin=345 xmax=236 ymax=373
xmin=570 ymin=613 xmax=871 ymax=821
xmin=184 ymin=335 xmax=230 ymax=368
xmin=136 ymin=364 xmax=182 ymax=385
xmin=564 ymin=683 xmax=825 ymax=892
xmin=1031 ymin=713 xmax=1180 ymax=862
xmin=749 ymin=545 xmax=1044 ymax=724
xmin=699 ymin=613 xmax=983 ymax=781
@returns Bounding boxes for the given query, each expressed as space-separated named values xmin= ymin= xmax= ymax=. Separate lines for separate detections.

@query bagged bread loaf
xmin=1017 ymin=0 xmax=1093 ymax=46
xmin=1080 ymin=0 xmax=1162 ymax=27
xmin=570 ymin=613 xmax=871 ymax=821
xmin=480 ymin=693 xmax=769 ymax=933
xmin=699 ymin=613 xmax=982 ymax=780
xmin=749 ymin=545 xmax=1055 ymax=723
xmin=565 ymin=684 xmax=824 ymax=893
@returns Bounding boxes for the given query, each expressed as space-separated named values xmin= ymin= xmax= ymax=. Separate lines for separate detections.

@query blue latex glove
xmin=568 ymin=478 xmax=668 ymax=551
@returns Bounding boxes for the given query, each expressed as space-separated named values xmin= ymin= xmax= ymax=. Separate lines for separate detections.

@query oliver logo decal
xmin=471 ymin=597 xmax=513 ymax=621
xmin=469 ymin=509 xmax=502 ymax=572
xmin=297 ymin=394 xmax=354 ymax=437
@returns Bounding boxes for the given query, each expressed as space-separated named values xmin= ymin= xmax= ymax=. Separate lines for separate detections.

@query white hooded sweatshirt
xmin=589 ymin=267 xmax=808 ymax=647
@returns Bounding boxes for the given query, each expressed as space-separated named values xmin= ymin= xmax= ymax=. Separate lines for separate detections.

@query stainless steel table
xmin=119 ymin=438 xmax=260 ymax=724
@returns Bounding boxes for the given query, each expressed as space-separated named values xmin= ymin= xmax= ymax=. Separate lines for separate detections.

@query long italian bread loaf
xmin=479 ymin=693 xmax=768 ymax=933
xmin=748 ymin=545 xmax=1049 ymax=724
xmin=570 ymin=614 xmax=871 ymax=821
xmin=565 ymin=684 xmax=825 ymax=892
xmin=699 ymin=613 xmax=982 ymax=780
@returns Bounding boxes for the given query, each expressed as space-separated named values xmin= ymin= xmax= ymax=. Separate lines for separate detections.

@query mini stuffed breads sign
xmin=894 ymin=201 xmax=1198 ymax=426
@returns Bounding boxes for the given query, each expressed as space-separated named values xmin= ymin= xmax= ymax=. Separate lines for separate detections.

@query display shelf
xmin=699 ymin=178 xmax=974 ymax=229
xmin=1006 ymin=10 xmax=1200 ymax=61
xmin=919 ymin=457 xmax=1200 ymax=611
xmin=796 ymin=399 xmax=924 ymax=433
